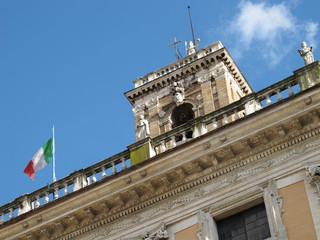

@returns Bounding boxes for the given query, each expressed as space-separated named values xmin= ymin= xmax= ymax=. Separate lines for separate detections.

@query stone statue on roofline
xmin=298 ymin=41 xmax=314 ymax=65
xmin=136 ymin=115 xmax=150 ymax=140
xmin=186 ymin=38 xmax=200 ymax=55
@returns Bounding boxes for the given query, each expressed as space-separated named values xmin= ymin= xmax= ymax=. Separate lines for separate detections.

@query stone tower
xmin=125 ymin=41 xmax=253 ymax=144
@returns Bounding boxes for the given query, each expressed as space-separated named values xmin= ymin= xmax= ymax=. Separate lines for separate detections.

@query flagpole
xmin=52 ymin=125 xmax=56 ymax=182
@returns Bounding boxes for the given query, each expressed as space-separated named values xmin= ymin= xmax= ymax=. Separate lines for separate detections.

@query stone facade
xmin=0 ymin=42 xmax=319 ymax=240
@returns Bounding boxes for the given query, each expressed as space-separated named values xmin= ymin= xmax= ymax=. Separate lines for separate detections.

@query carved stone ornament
xmin=171 ymin=81 xmax=185 ymax=104
xmin=196 ymin=94 xmax=203 ymax=102
xmin=197 ymin=73 xmax=211 ymax=84
xmin=133 ymin=104 xmax=146 ymax=116
xmin=141 ymin=223 xmax=169 ymax=240
xmin=306 ymin=164 xmax=320 ymax=199
xmin=146 ymin=98 xmax=158 ymax=109
xmin=158 ymin=110 xmax=166 ymax=118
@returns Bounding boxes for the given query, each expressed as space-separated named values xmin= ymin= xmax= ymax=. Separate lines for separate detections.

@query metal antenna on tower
xmin=169 ymin=37 xmax=182 ymax=60
xmin=187 ymin=6 xmax=196 ymax=45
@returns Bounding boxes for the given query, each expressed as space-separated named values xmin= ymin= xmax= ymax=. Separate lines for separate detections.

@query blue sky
xmin=0 ymin=0 xmax=319 ymax=206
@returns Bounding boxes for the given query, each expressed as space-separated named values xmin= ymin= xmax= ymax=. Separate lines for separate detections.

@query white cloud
xmin=232 ymin=1 xmax=295 ymax=48
xmin=305 ymin=21 xmax=318 ymax=48
xmin=227 ymin=1 xmax=319 ymax=66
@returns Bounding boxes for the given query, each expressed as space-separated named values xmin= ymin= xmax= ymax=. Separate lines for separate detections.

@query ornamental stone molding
xmin=51 ymin=134 xmax=320 ymax=240
xmin=133 ymin=104 xmax=146 ymax=116
xmin=2 ymin=132 xmax=320 ymax=240
xmin=306 ymin=164 xmax=320 ymax=199
xmin=145 ymin=98 xmax=158 ymax=109
xmin=264 ymin=180 xmax=287 ymax=239
xmin=170 ymin=81 xmax=185 ymax=104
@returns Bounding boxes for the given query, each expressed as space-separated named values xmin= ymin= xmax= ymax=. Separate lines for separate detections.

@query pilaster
xmin=198 ymin=74 xmax=215 ymax=114
xmin=215 ymin=71 xmax=234 ymax=108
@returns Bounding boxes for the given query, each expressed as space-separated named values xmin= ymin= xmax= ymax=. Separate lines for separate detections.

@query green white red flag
xmin=24 ymin=138 xmax=53 ymax=180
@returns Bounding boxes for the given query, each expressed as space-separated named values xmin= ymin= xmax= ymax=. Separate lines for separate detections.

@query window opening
xmin=217 ymin=203 xmax=271 ymax=240
xmin=171 ymin=103 xmax=195 ymax=128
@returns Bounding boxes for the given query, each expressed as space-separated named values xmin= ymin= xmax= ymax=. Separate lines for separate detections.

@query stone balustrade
xmin=0 ymin=61 xmax=319 ymax=225
xmin=0 ymin=150 xmax=130 ymax=224
xmin=151 ymin=71 xmax=302 ymax=153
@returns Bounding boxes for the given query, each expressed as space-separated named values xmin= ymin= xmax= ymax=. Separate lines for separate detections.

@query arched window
xmin=171 ymin=103 xmax=195 ymax=128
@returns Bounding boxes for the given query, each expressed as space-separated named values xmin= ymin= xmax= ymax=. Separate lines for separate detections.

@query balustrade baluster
xmin=171 ymin=136 xmax=177 ymax=148
xmin=201 ymin=122 xmax=208 ymax=135
xmin=101 ymin=167 xmax=107 ymax=178
xmin=182 ymin=132 xmax=187 ymax=142
xmin=35 ymin=197 xmax=40 ymax=208
xmin=31 ymin=201 xmax=35 ymax=210
xmin=54 ymin=188 xmax=59 ymax=200
xmin=288 ymin=85 xmax=294 ymax=96
xmin=121 ymin=157 xmax=126 ymax=170
xmin=92 ymin=172 xmax=97 ymax=183
xmin=112 ymin=162 xmax=117 ymax=175
xmin=234 ymin=109 xmax=240 ymax=120
xmin=223 ymin=114 xmax=229 ymax=125
xmin=9 ymin=208 xmax=13 ymax=220
xmin=45 ymin=193 xmax=50 ymax=204
xmin=212 ymin=118 xmax=218 ymax=129
xmin=0 ymin=213 xmax=4 ymax=224
xmin=266 ymin=95 xmax=272 ymax=106
xmin=276 ymin=90 xmax=283 ymax=101
xmin=64 ymin=184 xmax=69 ymax=195
xmin=161 ymin=141 xmax=166 ymax=152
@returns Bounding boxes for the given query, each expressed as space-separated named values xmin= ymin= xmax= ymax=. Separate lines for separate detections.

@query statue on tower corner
xmin=298 ymin=41 xmax=314 ymax=65
xmin=186 ymin=38 xmax=200 ymax=55
xmin=136 ymin=115 xmax=150 ymax=140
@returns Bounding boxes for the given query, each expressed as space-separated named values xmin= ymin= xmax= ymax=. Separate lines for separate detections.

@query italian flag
xmin=24 ymin=138 xmax=53 ymax=180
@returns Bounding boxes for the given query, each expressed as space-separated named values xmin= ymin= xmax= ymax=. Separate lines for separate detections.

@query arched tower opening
xmin=171 ymin=103 xmax=195 ymax=128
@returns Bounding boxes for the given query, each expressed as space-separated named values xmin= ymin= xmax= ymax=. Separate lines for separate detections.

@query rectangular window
xmin=217 ymin=204 xmax=271 ymax=240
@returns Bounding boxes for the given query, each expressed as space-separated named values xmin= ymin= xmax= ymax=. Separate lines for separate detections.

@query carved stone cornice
xmin=48 ymin=127 xmax=320 ymax=240
xmin=125 ymin=45 xmax=252 ymax=105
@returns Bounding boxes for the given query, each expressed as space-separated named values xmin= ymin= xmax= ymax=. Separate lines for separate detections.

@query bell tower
xmin=125 ymin=41 xmax=253 ymax=143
